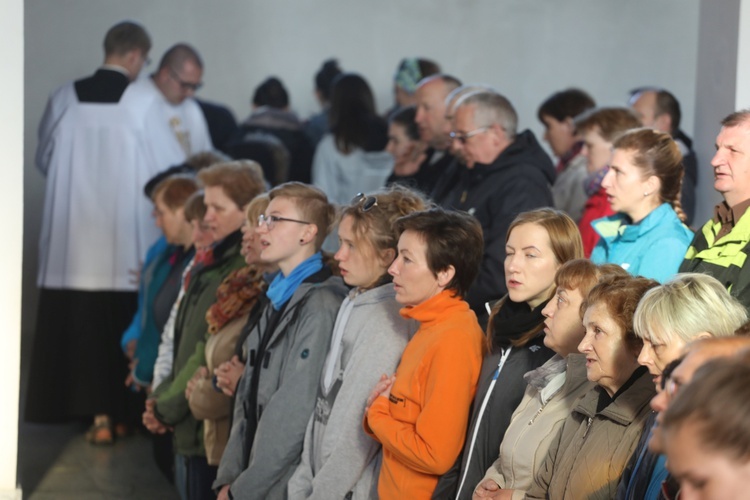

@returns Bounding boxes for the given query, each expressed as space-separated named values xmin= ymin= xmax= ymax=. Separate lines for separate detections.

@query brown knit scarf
xmin=205 ymin=265 xmax=267 ymax=335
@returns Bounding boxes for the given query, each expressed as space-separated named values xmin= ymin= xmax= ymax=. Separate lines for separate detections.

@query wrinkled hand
xmin=186 ymin=366 xmax=209 ymax=400
xmin=142 ymin=399 xmax=170 ymax=434
xmin=473 ymin=479 xmax=503 ymax=499
xmin=215 ymin=355 xmax=244 ymax=397
xmin=365 ymin=374 xmax=396 ymax=413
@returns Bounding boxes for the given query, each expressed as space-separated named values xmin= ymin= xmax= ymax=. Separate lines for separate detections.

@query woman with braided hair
xmin=590 ymin=128 xmax=693 ymax=282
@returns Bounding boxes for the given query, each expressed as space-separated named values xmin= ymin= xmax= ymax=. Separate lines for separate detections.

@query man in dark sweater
xmin=440 ymin=89 xmax=555 ymax=324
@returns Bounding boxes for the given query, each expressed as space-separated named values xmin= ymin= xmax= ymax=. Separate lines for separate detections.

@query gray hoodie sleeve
xmin=288 ymin=298 xmax=412 ymax=499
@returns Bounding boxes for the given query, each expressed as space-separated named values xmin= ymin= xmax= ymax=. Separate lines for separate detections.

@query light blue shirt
xmin=591 ymin=203 xmax=694 ymax=282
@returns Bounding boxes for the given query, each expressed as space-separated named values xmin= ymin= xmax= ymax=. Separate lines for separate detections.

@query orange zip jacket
xmin=364 ymin=290 xmax=483 ymax=499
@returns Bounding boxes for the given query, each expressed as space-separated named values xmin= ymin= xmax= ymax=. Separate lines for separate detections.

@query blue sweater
xmin=591 ymin=203 xmax=693 ymax=283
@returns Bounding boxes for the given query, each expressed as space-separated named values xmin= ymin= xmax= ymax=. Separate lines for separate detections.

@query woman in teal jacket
xmin=591 ymin=128 xmax=693 ymax=282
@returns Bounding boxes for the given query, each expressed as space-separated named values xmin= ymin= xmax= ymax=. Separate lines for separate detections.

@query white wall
xmin=2 ymin=0 xmax=22 ymax=497
xmin=23 ymin=0 xmax=701 ymax=332
xmin=692 ymin=0 xmax=741 ymax=223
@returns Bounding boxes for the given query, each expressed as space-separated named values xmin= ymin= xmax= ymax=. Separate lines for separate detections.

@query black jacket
xmin=433 ymin=299 xmax=555 ymax=499
xmin=438 ymin=130 xmax=555 ymax=319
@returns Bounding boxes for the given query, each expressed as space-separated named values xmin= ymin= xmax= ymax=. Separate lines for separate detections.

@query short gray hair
xmin=456 ymin=90 xmax=518 ymax=138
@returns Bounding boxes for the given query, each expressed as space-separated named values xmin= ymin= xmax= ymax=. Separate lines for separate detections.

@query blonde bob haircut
xmin=634 ymin=273 xmax=747 ymax=345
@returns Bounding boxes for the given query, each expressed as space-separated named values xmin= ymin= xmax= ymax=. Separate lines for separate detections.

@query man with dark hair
xmin=629 ymin=87 xmax=697 ymax=224
xmin=680 ymin=109 xmax=750 ymax=312
xmin=27 ymin=21 xmax=156 ymax=442
xmin=538 ymin=88 xmax=596 ymax=222
xmin=225 ymin=76 xmax=314 ymax=185
xmin=438 ymin=89 xmax=555 ymax=324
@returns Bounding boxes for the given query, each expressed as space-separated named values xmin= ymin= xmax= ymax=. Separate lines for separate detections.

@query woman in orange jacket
xmin=364 ymin=208 xmax=485 ymax=499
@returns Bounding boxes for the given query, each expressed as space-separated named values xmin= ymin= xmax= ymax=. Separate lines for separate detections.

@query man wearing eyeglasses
xmin=438 ymin=89 xmax=555 ymax=325
xmin=126 ymin=43 xmax=214 ymax=172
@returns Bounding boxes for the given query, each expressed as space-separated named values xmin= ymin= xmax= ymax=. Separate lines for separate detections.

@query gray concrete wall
xmin=23 ymin=0 xmax=703 ymax=335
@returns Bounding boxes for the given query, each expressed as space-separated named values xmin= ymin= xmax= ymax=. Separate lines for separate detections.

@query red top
xmin=579 ymin=187 xmax=615 ymax=257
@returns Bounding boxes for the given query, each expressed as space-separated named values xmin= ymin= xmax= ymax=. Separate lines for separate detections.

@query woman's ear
xmin=695 ymin=331 xmax=713 ymax=341
xmin=645 ymin=175 xmax=661 ymax=198
xmin=380 ymin=248 xmax=396 ymax=268
xmin=301 ymin=224 xmax=319 ymax=245
xmin=437 ymin=265 xmax=456 ymax=288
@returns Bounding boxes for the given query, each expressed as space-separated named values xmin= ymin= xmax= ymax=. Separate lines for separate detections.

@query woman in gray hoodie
xmin=287 ymin=185 xmax=426 ymax=499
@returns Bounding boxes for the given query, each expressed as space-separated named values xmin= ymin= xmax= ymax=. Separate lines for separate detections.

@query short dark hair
xmin=252 ymin=77 xmax=289 ymax=109
xmin=538 ymin=88 xmax=596 ymax=123
xmin=315 ymin=59 xmax=342 ymax=103
xmin=389 ymin=106 xmax=419 ymax=141
xmin=395 ymin=208 xmax=483 ymax=298
xmin=103 ymin=21 xmax=151 ymax=57
xmin=151 ymin=175 xmax=199 ymax=209
xmin=158 ymin=43 xmax=203 ymax=71
xmin=581 ymin=274 xmax=659 ymax=355
xmin=574 ymin=107 xmax=642 ymax=142
xmin=630 ymin=87 xmax=682 ymax=132
xmin=721 ymin=109 xmax=750 ymax=128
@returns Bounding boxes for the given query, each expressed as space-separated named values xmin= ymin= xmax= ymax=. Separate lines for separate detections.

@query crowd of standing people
xmin=25 ymin=19 xmax=750 ymax=500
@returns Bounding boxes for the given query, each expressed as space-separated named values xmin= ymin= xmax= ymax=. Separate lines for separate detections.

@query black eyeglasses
xmin=169 ymin=68 xmax=203 ymax=92
xmin=258 ymin=214 xmax=311 ymax=231
xmin=351 ymin=192 xmax=378 ymax=212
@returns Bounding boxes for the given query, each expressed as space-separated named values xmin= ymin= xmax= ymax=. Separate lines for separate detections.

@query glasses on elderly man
xmin=257 ymin=214 xmax=311 ymax=231
xmin=169 ymin=68 xmax=203 ymax=92
xmin=351 ymin=192 xmax=378 ymax=212
xmin=449 ymin=126 xmax=490 ymax=145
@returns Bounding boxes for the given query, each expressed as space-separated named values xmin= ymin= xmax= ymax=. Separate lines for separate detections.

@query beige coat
xmin=524 ymin=368 xmax=655 ymax=500
xmin=480 ymin=354 xmax=593 ymax=500
xmin=188 ymin=316 xmax=246 ymax=465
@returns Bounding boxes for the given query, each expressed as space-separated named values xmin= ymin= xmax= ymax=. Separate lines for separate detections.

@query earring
xmin=643 ymin=191 xmax=650 ymax=197
xmin=299 ymin=239 xmax=305 ymax=244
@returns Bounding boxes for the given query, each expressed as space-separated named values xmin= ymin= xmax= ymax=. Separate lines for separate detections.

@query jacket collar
xmin=400 ymin=289 xmax=471 ymax=326
xmin=593 ymin=203 xmax=675 ymax=243
xmin=574 ymin=366 xmax=654 ymax=425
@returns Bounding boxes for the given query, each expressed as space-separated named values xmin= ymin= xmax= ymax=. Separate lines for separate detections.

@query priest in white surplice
xmin=26 ymin=27 xmax=213 ymax=445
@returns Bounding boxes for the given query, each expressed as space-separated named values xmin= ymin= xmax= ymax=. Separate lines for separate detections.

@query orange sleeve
xmin=366 ymin=331 xmax=481 ymax=475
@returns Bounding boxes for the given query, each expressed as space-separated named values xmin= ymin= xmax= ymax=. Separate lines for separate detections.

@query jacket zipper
xmin=582 ymin=416 xmax=593 ymax=440
xmin=528 ymin=401 xmax=548 ymax=425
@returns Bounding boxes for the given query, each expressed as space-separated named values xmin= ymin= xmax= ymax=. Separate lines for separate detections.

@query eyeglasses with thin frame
xmin=169 ymin=68 xmax=203 ymax=92
xmin=351 ymin=192 xmax=378 ymax=212
xmin=449 ymin=126 xmax=490 ymax=145
xmin=257 ymin=214 xmax=311 ymax=231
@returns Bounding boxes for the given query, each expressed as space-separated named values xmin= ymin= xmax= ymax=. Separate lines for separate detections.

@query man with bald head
xmin=629 ymin=88 xmax=697 ymax=224
xmin=412 ymin=74 xmax=462 ymax=198
xmin=127 ymin=43 xmax=214 ymax=172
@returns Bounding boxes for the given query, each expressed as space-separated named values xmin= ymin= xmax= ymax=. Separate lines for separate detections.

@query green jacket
xmin=680 ymin=209 xmax=750 ymax=312
xmin=153 ymin=229 xmax=246 ymax=457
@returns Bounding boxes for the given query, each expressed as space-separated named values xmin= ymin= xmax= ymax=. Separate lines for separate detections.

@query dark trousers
xmin=186 ymin=455 xmax=218 ymax=500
